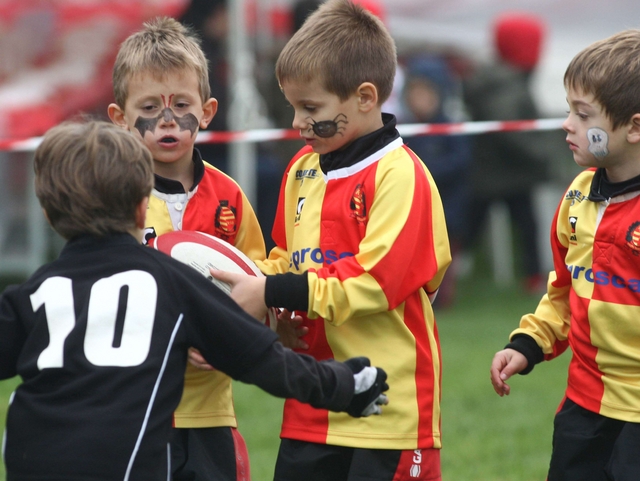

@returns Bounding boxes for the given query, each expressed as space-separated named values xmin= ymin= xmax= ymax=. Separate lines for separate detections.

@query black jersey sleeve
xmin=157 ymin=254 xmax=280 ymax=378
xmin=238 ymin=341 xmax=354 ymax=412
xmin=0 ymin=287 xmax=24 ymax=379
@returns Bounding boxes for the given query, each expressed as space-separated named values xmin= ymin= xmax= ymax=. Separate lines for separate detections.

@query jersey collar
xmin=589 ymin=167 xmax=640 ymax=202
xmin=319 ymin=113 xmax=400 ymax=175
xmin=153 ymin=148 xmax=206 ymax=195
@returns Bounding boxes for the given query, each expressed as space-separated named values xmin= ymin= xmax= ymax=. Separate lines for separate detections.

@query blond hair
xmin=112 ymin=17 xmax=210 ymax=107
xmin=276 ymin=0 xmax=396 ymax=103
xmin=34 ymin=120 xmax=154 ymax=240
xmin=564 ymin=29 xmax=640 ymax=130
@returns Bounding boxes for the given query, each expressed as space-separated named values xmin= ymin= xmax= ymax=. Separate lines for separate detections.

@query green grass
xmin=0 ymin=277 xmax=569 ymax=481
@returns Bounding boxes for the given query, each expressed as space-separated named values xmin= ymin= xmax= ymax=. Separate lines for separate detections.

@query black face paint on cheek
xmin=134 ymin=116 xmax=159 ymax=138
xmin=308 ymin=113 xmax=348 ymax=138
xmin=134 ymin=109 xmax=201 ymax=138
xmin=175 ymin=113 xmax=199 ymax=137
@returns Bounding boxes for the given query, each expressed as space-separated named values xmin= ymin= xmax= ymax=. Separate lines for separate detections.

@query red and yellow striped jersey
xmin=258 ymin=136 xmax=451 ymax=449
xmin=145 ymin=151 xmax=265 ymax=428
xmin=512 ymin=168 xmax=640 ymax=422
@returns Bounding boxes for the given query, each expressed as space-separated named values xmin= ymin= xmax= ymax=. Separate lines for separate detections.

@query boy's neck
xmin=605 ymin=165 xmax=640 ymax=184
xmin=361 ymin=108 xmax=385 ymax=137
xmin=153 ymin=155 xmax=195 ymax=193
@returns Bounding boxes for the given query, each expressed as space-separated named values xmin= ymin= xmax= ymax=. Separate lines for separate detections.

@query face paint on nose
xmin=134 ymin=108 xmax=200 ymax=138
xmin=587 ymin=127 xmax=609 ymax=158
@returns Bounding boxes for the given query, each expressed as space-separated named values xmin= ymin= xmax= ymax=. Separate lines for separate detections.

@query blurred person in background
xmin=403 ymin=54 xmax=472 ymax=307
xmin=180 ymin=0 xmax=230 ymax=173
xmin=181 ymin=0 xmax=284 ymax=250
xmin=462 ymin=12 xmax=550 ymax=294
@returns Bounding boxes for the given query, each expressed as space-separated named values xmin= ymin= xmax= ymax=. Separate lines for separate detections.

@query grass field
xmin=0 ymin=276 xmax=570 ymax=480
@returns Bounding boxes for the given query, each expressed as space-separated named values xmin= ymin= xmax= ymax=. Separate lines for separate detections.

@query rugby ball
xmin=150 ymin=230 xmax=277 ymax=330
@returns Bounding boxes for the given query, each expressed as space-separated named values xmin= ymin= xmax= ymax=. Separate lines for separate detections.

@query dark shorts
xmin=548 ymin=397 xmax=640 ymax=481
xmin=274 ymin=439 xmax=441 ymax=481
xmin=171 ymin=426 xmax=250 ymax=481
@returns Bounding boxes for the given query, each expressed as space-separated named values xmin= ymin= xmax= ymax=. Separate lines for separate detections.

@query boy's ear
xmin=108 ymin=103 xmax=128 ymax=129
xmin=356 ymin=82 xmax=379 ymax=113
xmin=200 ymin=98 xmax=219 ymax=129
xmin=628 ymin=113 xmax=640 ymax=144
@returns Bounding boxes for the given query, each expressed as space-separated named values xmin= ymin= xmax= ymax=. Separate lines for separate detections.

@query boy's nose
xmin=291 ymin=113 xmax=307 ymax=131
xmin=561 ymin=116 xmax=573 ymax=132
xmin=160 ymin=108 xmax=177 ymax=125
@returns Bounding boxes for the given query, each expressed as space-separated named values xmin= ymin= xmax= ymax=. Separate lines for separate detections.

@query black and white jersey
xmin=0 ymin=234 xmax=354 ymax=481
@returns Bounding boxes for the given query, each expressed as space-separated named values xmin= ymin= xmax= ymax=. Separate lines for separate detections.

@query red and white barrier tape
xmin=0 ymin=118 xmax=565 ymax=153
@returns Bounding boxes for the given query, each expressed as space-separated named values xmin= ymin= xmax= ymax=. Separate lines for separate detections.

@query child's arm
xmin=490 ymin=348 xmax=530 ymax=396
xmin=233 ymin=189 xmax=267 ymax=264
xmin=237 ymin=342 xmax=389 ymax=417
xmin=212 ymin=269 xmax=268 ymax=320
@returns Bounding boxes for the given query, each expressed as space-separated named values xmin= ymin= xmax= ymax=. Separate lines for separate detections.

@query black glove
xmin=343 ymin=357 xmax=389 ymax=417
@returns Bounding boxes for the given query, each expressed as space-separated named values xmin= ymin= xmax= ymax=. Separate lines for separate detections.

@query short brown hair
xmin=564 ymin=29 xmax=640 ymax=130
xmin=112 ymin=16 xmax=210 ymax=108
xmin=276 ymin=0 xmax=396 ymax=103
xmin=34 ymin=120 xmax=154 ymax=240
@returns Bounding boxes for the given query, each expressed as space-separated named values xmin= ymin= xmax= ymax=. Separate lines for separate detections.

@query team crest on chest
xmin=215 ymin=200 xmax=237 ymax=240
xmin=349 ymin=184 xmax=367 ymax=224
xmin=625 ymin=221 xmax=640 ymax=255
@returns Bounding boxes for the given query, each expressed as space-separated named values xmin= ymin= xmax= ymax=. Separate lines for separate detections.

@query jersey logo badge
xmin=565 ymin=189 xmax=586 ymax=206
xmin=349 ymin=184 xmax=367 ymax=224
xmin=215 ymin=200 xmax=237 ymax=241
xmin=295 ymin=168 xmax=318 ymax=185
xmin=142 ymin=226 xmax=157 ymax=246
xmin=295 ymin=197 xmax=306 ymax=225
xmin=409 ymin=449 xmax=422 ymax=477
xmin=569 ymin=216 xmax=578 ymax=242
xmin=625 ymin=221 xmax=640 ymax=255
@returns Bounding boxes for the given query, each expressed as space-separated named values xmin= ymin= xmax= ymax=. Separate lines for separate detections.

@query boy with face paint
xmin=491 ymin=29 xmax=640 ymax=481
xmin=108 ymin=17 xmax=268 ymax=481
xmin=212 ymin=1 xmax=451 ymax=480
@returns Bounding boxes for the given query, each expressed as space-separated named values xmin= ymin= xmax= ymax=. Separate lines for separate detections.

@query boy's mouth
xmin=159 ymin=136 xmax=178 ymax=144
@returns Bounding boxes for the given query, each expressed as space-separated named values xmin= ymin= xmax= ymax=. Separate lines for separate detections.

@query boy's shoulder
xmin=195 ymin=157 xmax=249 ymax=198
xmin=568 ymin=168 xmax=598 ymax=190
xmin=285 ymin=145 xmax=321 ymax=177
xmin=28 ymin=234 xmax=200 ymax=288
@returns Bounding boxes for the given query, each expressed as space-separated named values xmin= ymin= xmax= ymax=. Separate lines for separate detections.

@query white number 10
xmin=30 ymin=271 xmax=158 ymax=369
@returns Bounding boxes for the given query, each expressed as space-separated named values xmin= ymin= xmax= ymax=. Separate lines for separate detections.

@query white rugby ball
xmin=151 ymin=230 xmax=277 ymax=330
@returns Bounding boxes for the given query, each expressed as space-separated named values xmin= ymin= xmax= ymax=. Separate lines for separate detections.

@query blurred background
xmin=0 ymin=0 xmax=637 ymax=291
xmin=0 ymin=1 xmax=637 ymax=479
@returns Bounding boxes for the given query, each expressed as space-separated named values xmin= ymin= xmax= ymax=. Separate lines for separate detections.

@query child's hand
xmin=490 ymin=348 xmax=528 ymax=397
xmin=210 ymin=269 xmax=267 ymax=321
xmin=276 ymin=309 xmax=309 ymax=350
xmin=343 ymin=357 xmax=389 ymax=417
xmin=188 ymin=348 xmax=215 ymax=371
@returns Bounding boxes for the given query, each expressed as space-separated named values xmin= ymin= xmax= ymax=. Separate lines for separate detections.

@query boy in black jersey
xmin=0 ymin=120 xmax=388 ymax=481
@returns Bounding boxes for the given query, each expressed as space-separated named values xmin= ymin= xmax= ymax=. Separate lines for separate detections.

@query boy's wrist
xmin=505 ymin=334 xmax=544 ymax=375
xmin=265 ymin=272 xmax=309 ymax=311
